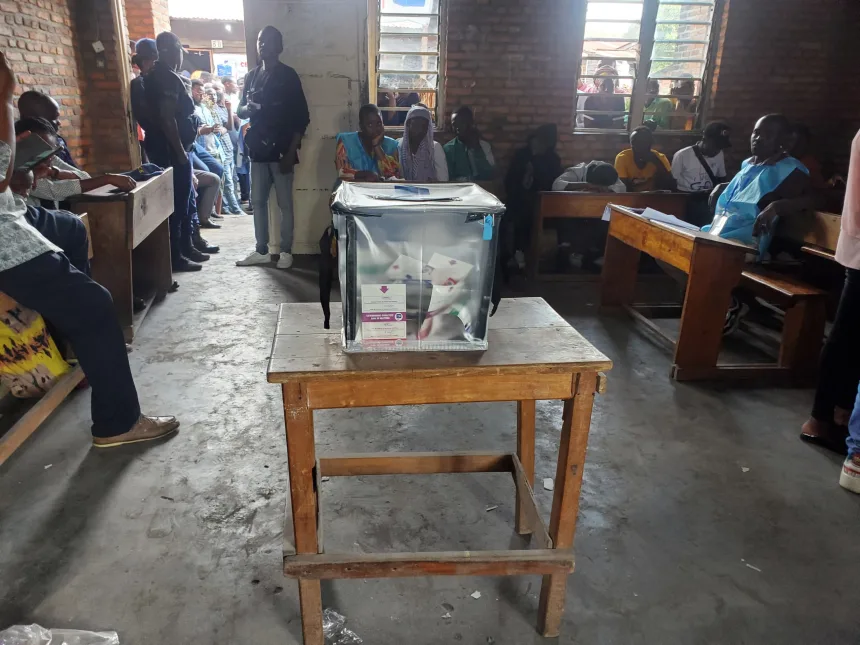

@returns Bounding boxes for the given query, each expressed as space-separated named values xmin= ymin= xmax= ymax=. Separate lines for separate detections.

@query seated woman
xmin=335 ymin=104 xmax=401 ymax=182
xmin=396 ymin=104 xmax=448 ymax=182
xmin=704 ymin=114 xmax=810 ymax=256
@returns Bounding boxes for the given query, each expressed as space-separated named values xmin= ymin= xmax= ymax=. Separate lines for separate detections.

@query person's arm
xmin=279 ymin=70 xmax=311 ymax=174
xmin=224 ymin=101 xmax=234 ymax=131
xmin=434 ymin=142 xmax=449 ymax=182
xmin=616 ymin=153 xmax=637 ymax=191
xmin=32 ymin=173 xmax=135 ymax=200
xmin=652 ymin=152 xmax=677 ymax=191
xmin=236 ymin=71 xmax=254 ymax=120
xmin=157 ymin=95 xmax=188 ymax=165
xmin=754 ymin=169 xmax=812 ymax=235
xmin=0 ymin=51 xmax=14 ymax=191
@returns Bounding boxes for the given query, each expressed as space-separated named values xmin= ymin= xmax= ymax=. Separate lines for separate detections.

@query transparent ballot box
xmin=331 ymin=182 xmax=505 ymax=352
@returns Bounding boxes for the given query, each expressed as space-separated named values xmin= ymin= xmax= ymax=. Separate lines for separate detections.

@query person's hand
xmin=200 ymin=125 xmax=214 ymax=135
xmin=106 ymin=174 xmax=137 ymax=192
xmin=753 ymin=203 xmax=779 ymax=236
xmin=15 ymin=130 xmax=31 ymax=143
xmin=213 ymin=125 xmax=224 ymax=135
xmin=0 ymin=51 xmax=15 ymax=100
xmin=192 ymin=173 xmax=199 ymax=189
xmin=32 ymin=160 xmax=53 ymax=181
xmin=279 ymin=156 xmax=295 ymax=175
xmin=354 ymin=170 xmax=380 ymax=182
xmin=371 ymin=132 xmax=384 ymax=148
xmin=224 ymin=99 xmax=232 ymax=111
xmin=632 ymin=177 xmax=648 ymax=186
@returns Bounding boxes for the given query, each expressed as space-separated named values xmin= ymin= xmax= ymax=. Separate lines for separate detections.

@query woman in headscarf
xmin=396 ymin=104 xmax=448 ymax=182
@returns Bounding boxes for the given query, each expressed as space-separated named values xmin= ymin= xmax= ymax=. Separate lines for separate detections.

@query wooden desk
xmin=267 ymin=298 xmax=612 ymax=643
xmin=600 ymin=205 xmax=753 ymax=381
xmin=529 ymin=191 xmax=689 ymax=280
xmin=71 ymin=170 xmax=174 ymax=342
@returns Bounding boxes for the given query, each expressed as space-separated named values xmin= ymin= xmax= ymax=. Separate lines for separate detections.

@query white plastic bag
xmin=322 ymin=609 xmax=362 ymax=644
xmin=0 ymin=625 xmax=119 ymax=645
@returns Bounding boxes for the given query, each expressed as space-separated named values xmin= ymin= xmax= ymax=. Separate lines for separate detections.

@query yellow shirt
xmin=614 ymin=148 xmax=672 ymax=192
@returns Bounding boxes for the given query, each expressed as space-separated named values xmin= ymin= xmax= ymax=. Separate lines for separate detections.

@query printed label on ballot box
xmin=361 ymin=284 xmax=407 ymax=340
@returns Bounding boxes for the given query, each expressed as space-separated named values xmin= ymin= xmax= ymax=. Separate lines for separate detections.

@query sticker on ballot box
xmin=361 ymin=284 xmax=407 ymax=340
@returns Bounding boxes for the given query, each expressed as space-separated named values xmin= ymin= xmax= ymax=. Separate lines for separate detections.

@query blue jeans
xmin=848 ymin=386 xmax=860 ymax=456
xmin=251 ymin=161 xmax=294 ymax=255
xmin=192 ymin=143 xmax=224 ymax=178
xmin=221 ymin=157 xmax=242 ymax=213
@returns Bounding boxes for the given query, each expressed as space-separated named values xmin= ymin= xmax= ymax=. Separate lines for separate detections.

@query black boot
xmin=193 ymin=228 xmax=220 ymax=254
xmin=181 ymin=239 xmax=209 ymax=263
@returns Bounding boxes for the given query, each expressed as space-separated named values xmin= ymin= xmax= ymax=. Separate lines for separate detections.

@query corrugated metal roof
xmin=168 ymin=0 xmax=244 ymax=21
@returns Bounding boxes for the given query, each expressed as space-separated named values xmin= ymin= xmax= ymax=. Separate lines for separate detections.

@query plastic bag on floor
xmin=0 ymin=625 xmax=119 ymax=645
xmin=322 ymin=609 xmax=362 ymax=644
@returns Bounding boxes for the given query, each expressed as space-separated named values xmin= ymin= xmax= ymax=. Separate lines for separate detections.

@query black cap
xmin=703 ymin=121 xmax=731 ymax=149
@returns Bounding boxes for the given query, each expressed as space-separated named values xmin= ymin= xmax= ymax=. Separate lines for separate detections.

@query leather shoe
xmin=92 ymin=415 xmax=180 ymax=448
xmin=184 ymin=247 xmax=210 ymax=263
xmin=173 ymin=256 xmax=203 ymax=272
xmin=200 ymin=220 xmax=221 ymax=229
xmin=193 ymin=232 xmax=220 ymax=254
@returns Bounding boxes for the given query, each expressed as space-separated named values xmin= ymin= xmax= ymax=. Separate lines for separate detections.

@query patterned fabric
xmin=194 ymin=103 xmax=225 ymax=163
xmin=55 ymin=134 xmax=78 ymax=169
xmin=212 ymin=104 xmax=235 ymax=156
xmin=30 ymin=156 xmax=90 ymax=204
xmin=399 ymin=105 xmax=436 ymax=182
xmin=0 ymin=291 xmax=71 ymax=398
xmin=0 ymin=141 xmax=60 ymax=273
xmin=335 ymin=131 xmax=400 ymax=180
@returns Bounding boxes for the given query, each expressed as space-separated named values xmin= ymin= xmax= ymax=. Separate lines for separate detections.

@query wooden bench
xmin=0 ymin=214 xmax=94 ymax=467
xmin=529 ymin=191 xmax=689 ymax=280
xmin=600 ymin=205 xmax=830 ymax=383
xmin=70 ymin=169 xmax=174 ymax=342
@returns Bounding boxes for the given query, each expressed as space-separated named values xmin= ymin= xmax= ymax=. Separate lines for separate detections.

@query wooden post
xmin=537 ymin=372 xmax=597 ymax=637
xmin=600 ymin=233 xmax=641 ymax=309
xmin=283 ymin=382 xmax=323 ymax=645
xmin=515 ymin=400 xmax=536 ymax=535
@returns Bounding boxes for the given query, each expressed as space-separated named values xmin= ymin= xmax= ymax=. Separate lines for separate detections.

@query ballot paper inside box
xmin=331 ymin=182 xmax=505 ymax=352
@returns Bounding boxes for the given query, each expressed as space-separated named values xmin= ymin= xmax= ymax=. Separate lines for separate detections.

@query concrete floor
xmin=1 ymin=215 xmax=858 ymax=645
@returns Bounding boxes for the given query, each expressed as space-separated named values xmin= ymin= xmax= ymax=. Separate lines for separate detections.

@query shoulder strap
xmin=691 ymin=145 xmax=718 ymax=187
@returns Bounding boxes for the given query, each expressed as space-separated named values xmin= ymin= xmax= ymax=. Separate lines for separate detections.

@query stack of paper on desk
xmin=601 ymin=205 xmax=700 ymax=231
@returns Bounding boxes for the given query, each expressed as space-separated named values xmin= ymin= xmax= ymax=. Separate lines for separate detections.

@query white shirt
xmin=30 ymin=157 xmax=91 ymax=205
xmin=836 ymin=129 xmax=860 ymax=269
xmin=552 ymin=163 xmax=627 ymax=193
xmin=671 ymin=146 xmax=726 ymax=193
xmin=0 ymin=141 xmax=60 ymax=273
xmin=395 ymin=138 xmax=449 ymax=181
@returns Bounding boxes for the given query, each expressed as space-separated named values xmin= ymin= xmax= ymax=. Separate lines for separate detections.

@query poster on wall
xmin=214 ymin=53 xmax=248 ymax=80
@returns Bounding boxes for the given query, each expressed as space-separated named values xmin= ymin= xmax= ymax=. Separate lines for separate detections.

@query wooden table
xmin=529 ymin=191 xmax=689 ymax=280
xmin=70 ymin=169 xmax=174 ymax=342
xmin=600 ymin=205 xmax=754 ymax=381
xmin=267 ymin=298 xmax=612 ymax=643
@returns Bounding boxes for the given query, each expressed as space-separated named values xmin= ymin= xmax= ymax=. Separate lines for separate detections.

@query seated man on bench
xmin=14 ymin=117 xmax=136 ymax=208
xmin=0 ymin=52 xmax=178 ymax=448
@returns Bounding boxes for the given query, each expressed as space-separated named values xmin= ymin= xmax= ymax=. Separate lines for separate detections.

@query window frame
xmin=368 ymin=0 xmax=448 ymax=131
xmin=571 ymin=0 xmax=725 ymax=136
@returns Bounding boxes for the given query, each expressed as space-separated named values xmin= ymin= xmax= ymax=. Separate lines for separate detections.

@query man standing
xmin=143 ymin=32 xmax=206 ymax=271
xmin=236 ymin=25 xmax=309 ymax=269
xmin=0 ymin=50 xmax=179 ymax=447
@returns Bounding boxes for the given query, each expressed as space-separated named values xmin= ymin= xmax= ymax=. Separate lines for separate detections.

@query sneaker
xmin=92 ymin=415 xmax=179 ymax=448
xmin=228 ymin=208 xmax=245 ymax=215
xmin=277 ymin=252 xmax=294 ymax=269
xmin=236 ymin=251 xmax=271 ymax=266
xmin=839 ymin=454 xmax=860 ymax=493
xmin=723 ymin=298 xmax=749 ymax=336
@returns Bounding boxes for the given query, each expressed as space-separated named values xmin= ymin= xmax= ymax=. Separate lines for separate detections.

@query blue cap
xmin=135 ymin=38 xmax=158 ymax=60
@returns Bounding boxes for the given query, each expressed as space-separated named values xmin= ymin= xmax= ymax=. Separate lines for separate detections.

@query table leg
xmin=537 ymin=372 xmax=597 ymax=637
xmin=282 ymin=383 xmax=323 ymax=645
xmin=528 ymin=210 xmax=543 ymax=280
xmin=515 ymin=400 xmax=536 ymax=535
xmin=672 ymin=243 xmax=746 ymax=380
xmin=600 ymin=234 xmax=640 ymax=308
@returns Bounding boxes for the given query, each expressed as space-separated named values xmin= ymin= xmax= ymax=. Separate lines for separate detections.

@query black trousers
xmin=0 ymin=208 xmax=141 ymax=437
xmin=812 ymin=267 xmax=860 ymax=422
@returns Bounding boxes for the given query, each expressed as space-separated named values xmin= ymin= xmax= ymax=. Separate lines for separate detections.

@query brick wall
xmin=1 ymin=0 xmax=85 ymax=163
xmin=73 ymin=0 xmax=135 ymax=172
xmin=124 ymin=0 xmax=170 ymax=42
xmin=443 ymin=0 xmax=859 ymax=175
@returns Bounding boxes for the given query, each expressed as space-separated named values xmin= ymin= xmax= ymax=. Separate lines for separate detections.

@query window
xmin=369 ymin=0 xmax=446 ymax=128
xmin=574 ymin=0 xmax=719 ymax=133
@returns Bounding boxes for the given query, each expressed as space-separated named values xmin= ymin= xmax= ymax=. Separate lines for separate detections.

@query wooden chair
xmin=0 ymin=214 xmax=93 ymax=466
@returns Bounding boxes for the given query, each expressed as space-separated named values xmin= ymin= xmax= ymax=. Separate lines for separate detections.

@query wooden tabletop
xmin=610 ymin=205 xmax=755 ymax=252
xmin=267 ymin=297 xmax=612 ymax=383
xmin=68 ymin=168 xmax=173 ymax=202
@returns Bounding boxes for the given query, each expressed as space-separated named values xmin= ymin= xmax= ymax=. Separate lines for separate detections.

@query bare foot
xmin=801 ymin=417 xmax=830 ymax=438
